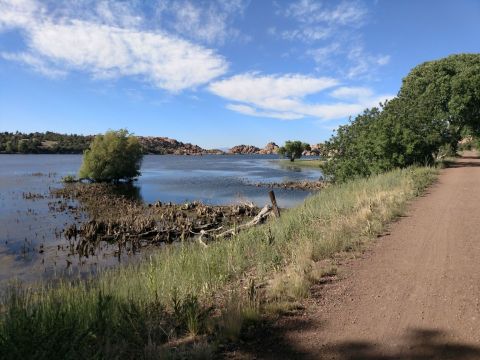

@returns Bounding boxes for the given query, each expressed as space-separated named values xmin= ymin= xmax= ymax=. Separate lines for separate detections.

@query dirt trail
xmin=238 ymin=152 xmax=480 ymax=359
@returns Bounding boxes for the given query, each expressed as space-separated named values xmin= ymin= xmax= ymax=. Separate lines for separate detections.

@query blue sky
xmin=0 ymin=0 xmax=479 ymax=149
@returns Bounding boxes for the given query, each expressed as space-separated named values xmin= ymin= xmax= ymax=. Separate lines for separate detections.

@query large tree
xmin=322 ymin=54 xmax=480 ymax=182
xmin=79 ymin=129 xmax=143 ymax=183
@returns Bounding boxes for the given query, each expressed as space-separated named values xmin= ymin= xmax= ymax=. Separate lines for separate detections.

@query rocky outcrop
xmin=303 ymin=143 xmax=324 ymax=156
xmin=139 ymin=136 xmax=224 ymax=155
xmin=258 ymin=142 xmax=279 ymax=154
xmin=229 ymin=142 xmax=280 ymax=155
xmin=229 ymin=144 xmax=261 ymax=154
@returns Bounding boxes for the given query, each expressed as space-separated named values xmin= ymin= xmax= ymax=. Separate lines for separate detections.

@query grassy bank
xmin=280 ymin=159 xmax=324 ymax=168
xmin=0 ymin=166 xmax=437 ymax=359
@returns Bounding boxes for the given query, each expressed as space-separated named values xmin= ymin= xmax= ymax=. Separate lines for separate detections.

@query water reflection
xmin=106 ymin=183 xmax=143 ymax=202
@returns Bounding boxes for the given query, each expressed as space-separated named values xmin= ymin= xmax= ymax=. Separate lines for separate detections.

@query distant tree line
xmin=0 ymin=131 xmax=207 ymax=155
xmin=0 ymin=131 xmax=92 ymax=154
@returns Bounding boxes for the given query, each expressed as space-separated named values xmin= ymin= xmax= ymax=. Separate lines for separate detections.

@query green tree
xmin=322 ymin=53 xmax=480 ymax=182
xmin=278 ymin=140 xmax=309 ymax=162
xmin=17 ymin=139 xmax=29 ymax=153
xmin=79 ymin=129 xmax=143 ymax=183
xmin=5 ymin=141 xmax=14 ymax=153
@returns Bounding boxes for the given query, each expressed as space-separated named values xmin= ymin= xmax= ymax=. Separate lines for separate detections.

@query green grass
xmin=0 ymin=166 xmax=438 ymax=359
xmin=280 ymin=159 xmax=325 ymax=168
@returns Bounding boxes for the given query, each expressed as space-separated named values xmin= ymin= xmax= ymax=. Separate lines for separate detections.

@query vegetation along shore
xmin=0 ymin=166 xmax=437 ymax=359
xmin=1 ymin=53 xmax=479 ymax=359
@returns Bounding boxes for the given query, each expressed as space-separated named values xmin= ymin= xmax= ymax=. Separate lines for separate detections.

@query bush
xmin=79 ymin=130 xmax=143 ymax=183
xmin=61 ymin=175 xmax=77 ymax=183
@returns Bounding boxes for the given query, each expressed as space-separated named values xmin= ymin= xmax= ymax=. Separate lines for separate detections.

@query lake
xmin=0 ymin=154 xmax=323 ymax=285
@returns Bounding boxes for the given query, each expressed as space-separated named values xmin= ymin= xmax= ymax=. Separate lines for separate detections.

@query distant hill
xmin=0 ymin=131 xmax=224 ymax=155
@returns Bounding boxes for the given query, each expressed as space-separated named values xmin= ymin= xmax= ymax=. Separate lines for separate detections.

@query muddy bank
xmin=52 ymin=183 xmax=269 ymax=258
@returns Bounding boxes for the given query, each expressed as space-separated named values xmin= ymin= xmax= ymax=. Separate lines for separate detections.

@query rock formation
xmin=228 ymin=144 xmax=261 ymax=154
xmin=229 ymin=142 xmax=279 ymax=155
xmin=258 ymin=142 xmax=279 ymax=154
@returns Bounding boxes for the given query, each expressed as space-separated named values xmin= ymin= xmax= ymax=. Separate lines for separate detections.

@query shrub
xmin=61 ymin=175 xmax=77 ymax=183
xmin=79 ymin=129 xmax=143 ymax=183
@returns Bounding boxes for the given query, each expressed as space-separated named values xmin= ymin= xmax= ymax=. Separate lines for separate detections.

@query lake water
xmin=0 ymin=154 xmax=322 ymax=285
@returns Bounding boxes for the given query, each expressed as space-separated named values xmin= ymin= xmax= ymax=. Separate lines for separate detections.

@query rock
xmin=229 ymin=144 xmax=261 ymax=154
xmin=138 ymin=136 xmax=225 ymax=155
xmin=259 ymin=142 xmax=279 ymax=154
xmin=302 ymin=143 xmax=325 ymax=156
xmin=229 ymin=142 xmax=279 ymax=155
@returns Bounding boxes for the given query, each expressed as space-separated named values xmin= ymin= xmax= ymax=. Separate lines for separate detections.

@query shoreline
xmin=0 ymin=166 xmax=438 ymax=358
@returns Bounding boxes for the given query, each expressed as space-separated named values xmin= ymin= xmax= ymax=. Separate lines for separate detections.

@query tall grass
xmin=0 ymin=167 xmax=437 ymax=359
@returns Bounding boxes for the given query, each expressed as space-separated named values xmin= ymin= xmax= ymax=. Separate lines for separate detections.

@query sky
xmin=0 ymin=0 xmax=479 ymax=149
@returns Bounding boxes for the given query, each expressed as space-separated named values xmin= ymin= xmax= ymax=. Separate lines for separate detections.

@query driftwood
xmin=55 ymin=182 xmax=280 ymax=256
xmin=217 ymin=204 xmax=272 ymax=238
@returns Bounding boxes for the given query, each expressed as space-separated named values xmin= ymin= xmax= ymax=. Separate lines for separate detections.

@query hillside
xmin=0 ymin=132 xmax=223 ymax=155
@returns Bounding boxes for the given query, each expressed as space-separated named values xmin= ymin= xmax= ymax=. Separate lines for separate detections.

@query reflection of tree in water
xmin=281 ymin=165 xmax=302 ymax=173
xmin=106 ymin=183 xmax=142 ymax=202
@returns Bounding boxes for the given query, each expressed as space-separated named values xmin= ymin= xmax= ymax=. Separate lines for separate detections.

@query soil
xmin=229 ymin=151 xmax=480 ymax=359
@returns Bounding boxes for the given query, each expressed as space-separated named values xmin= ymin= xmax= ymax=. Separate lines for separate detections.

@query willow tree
xmin=79 ymin=129 xmax=143 ymax=183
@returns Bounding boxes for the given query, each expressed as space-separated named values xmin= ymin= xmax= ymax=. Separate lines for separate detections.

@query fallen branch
xmin=217 ymin=204 xmax=272 ymax=238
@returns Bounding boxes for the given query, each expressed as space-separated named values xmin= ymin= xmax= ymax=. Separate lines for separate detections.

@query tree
xmin=321 ymin=53 xmax=480 ymax=182
xmin=79 ymin=129 xmax=143 ymax=183
xmin=17 ymin=139 xmax=29 ymax=153
xmin=278 ymin=141 xmax=309 ymax=162
xmin=5 ymin=141 xmax=14 ymax=153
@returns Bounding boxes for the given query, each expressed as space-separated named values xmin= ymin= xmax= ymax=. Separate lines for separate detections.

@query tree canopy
xmin=321 ymin=54 xmax=480 ymax=182
xmin=79 ymin=129 xmax=143 ymax=183
xmin=278 ymin=140 xmax=310 ymax=162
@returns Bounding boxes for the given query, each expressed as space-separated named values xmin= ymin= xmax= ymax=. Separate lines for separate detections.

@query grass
xmin=280 ymin=159 xmax=325 ymax=168
xmin=0 ymin=166 xmax=438 ymax=359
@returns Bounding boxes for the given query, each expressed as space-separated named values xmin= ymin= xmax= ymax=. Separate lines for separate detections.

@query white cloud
xmin=156 ymin=0 xmax=248 ymax=45
xmin=346 ymin=45 xmax=390 ymax=79
xmin=285 ymin=0 xmax=367 ymax=26
xmin=0 ymin=52 xmax=66 ymax=78
xmin=0 ymin=0 xmax=42 ymax=30
xmin=308 ymin=42 xmax=390 ymax=79
xmin=209 ymin=73 xmax=338 ymax=104
xmin=94 ymin=1 xmax=143 ymax=28
xmin=330 ymin=86 xmax=373 ymax=100
xmin=307 ymin=43 xmax=341 ymax=65
xmin=226 ymin=104 xmax=303 ymax=120
xmin=279 ymin=0 xmax=367 ymax=42
xmin=281 ymin=27 xmax=331 ymax=42
xmin=376 ymin=55 xmax=391 ymax=66
xmin=0 ymin=0 xmax=229 ymax=92
xmin=276 ymin=1 xmax=391 ymax=79
xmin=210 ymin=72 xmax=393 ymax=121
